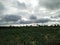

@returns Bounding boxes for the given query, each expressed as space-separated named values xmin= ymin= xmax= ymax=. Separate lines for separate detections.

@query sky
xmin=0 ymin=0 xmax=60 ymax=26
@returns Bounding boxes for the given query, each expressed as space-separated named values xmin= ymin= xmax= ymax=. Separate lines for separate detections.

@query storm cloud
xmin=2 ymin=15 xmax=21 ymax=22
xmin=39 ymin=0 xmax=60 ymax=10
xmin=15 ymin=1 xmax=27 ymax=9
xmin=35 ymin=18 xmax=51 ymax=23
xmin=0 ymin=2 xmax=5 ymax=14
xmin=29 ymin=15 xmax=37 ymax=20
xmin=19 ymin=20 xmax=32 ymax=24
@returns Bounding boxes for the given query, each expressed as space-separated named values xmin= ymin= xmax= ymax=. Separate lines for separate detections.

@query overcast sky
xmin=0 ymin=0 xmax=60 ymax=25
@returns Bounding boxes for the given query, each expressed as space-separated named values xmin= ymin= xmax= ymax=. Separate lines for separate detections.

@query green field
xmin=0 ymin=26 xmax=60 ymax=45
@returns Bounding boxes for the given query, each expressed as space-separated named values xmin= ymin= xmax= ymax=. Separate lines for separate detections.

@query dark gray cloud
xmin=29 ymin=15 xmax=37 ymax=20
xmin=0 ymin=20 xmax=3 ymax=23
xmin=13 ymin=1 xmax=27 ymax=9
xmin=2 ymin=15 xmax=21 ymax=22
xmin=18 ymin=18 xmax=51 ymax=24
xmin=0 ymin=2 xmax=5 ymax=14
xmin=0 ymin=19 xmax=7 ymax=25
xmin=0 ymin=2 xmax=4 ymax=11
xmin=35 ymin=18 xmax=51 ymax=23
xmin=55 ymin=15 xmax=60 ymax=18
xmin=18 ymin=20 xmax=32 ymax=24
xmin=51 ymin=14 xmax=60 ymax=19
xmin=39 ymin=0 xmax=60 ymax=10
xmin=29 ymin=15 xmax=52 ymax=23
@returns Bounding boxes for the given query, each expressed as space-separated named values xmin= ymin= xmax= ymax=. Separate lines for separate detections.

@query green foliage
xmin=0 ymin=26 xmax=60 ymax=45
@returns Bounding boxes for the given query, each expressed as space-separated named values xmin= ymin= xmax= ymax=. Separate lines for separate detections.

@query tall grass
xmin=0 ymin=26 xmax=60 ymax=45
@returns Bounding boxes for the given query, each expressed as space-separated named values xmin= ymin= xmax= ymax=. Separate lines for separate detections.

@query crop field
xmin=0 ymin=26 xmax=60 ymax=45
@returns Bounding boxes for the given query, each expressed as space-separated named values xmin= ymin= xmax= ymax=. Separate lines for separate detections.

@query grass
xmin=0 ymin=26 xmax=60 ymax=45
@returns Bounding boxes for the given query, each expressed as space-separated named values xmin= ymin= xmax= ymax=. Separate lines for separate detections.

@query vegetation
xmin=0 ymin=26 xmax=60 ymax=45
